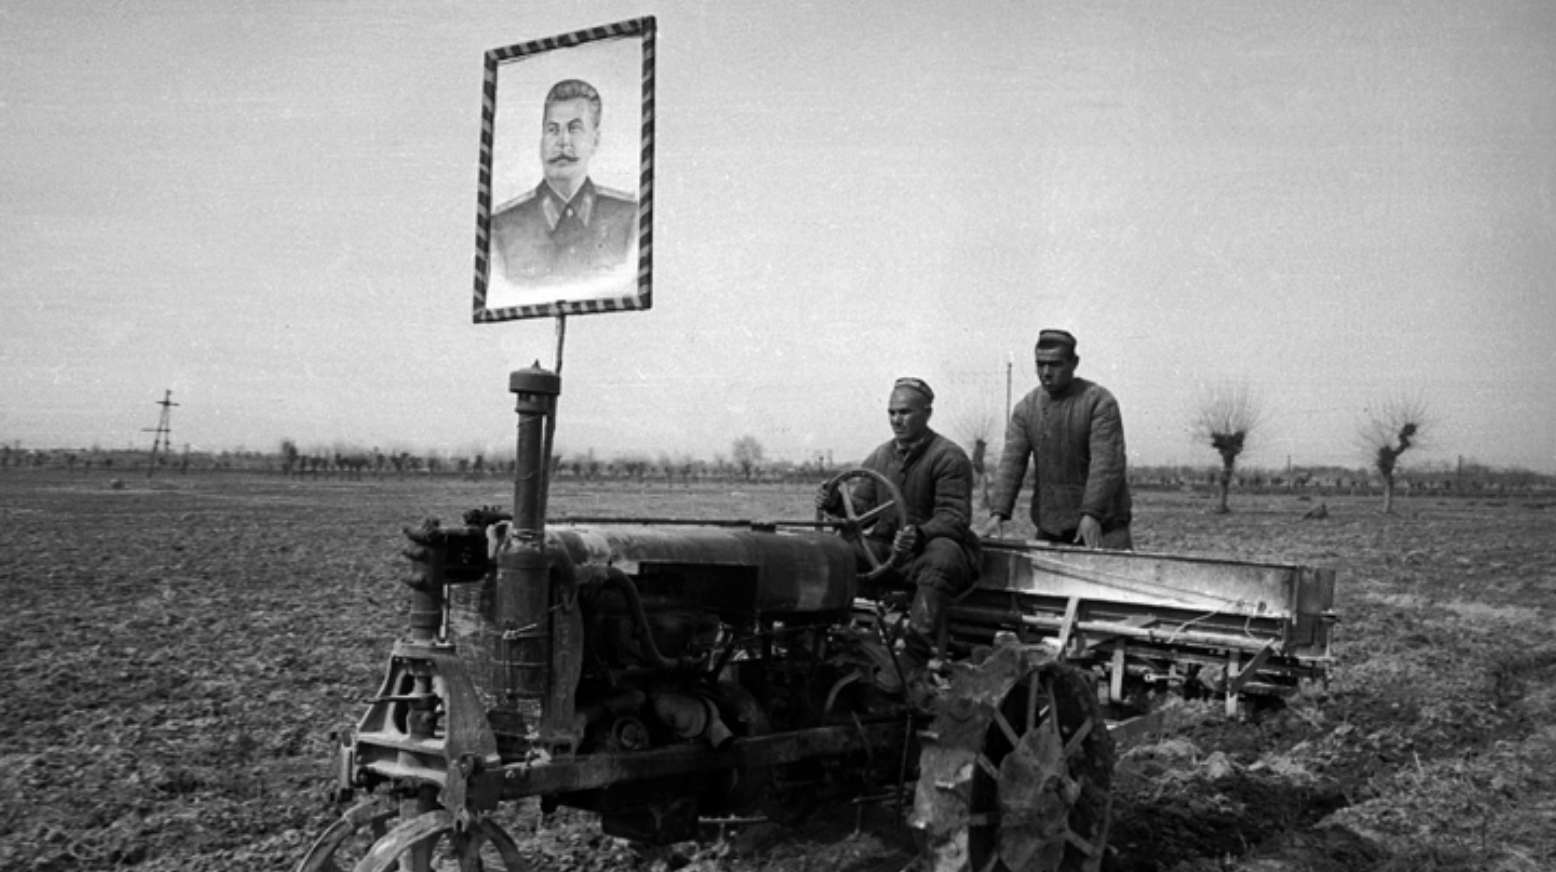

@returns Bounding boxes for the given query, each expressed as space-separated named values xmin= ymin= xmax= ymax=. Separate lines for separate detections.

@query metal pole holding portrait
xmin=473 ymin=17 xmax=655 ymax=338
xmin=472 ymin=18 xmax=654 ymax=522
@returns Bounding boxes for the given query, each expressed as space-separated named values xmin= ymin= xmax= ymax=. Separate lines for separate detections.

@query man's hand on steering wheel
xmin=892 ymin=524 xmax=921 ymax=556
xmin=814 ymin=482 xmax=840 ymax=515
xmin=815 ymin=468 xmax=911 ymax=583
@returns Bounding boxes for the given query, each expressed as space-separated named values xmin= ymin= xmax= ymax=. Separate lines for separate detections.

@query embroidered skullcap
xmin=893 ymin=377 xmax=935 ymax=403
xmin=1036 ymin=329 xmax=1078 ymax=353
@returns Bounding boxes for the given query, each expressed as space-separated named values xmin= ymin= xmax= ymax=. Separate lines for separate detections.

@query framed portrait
xmin=473 ymin=17 xmax=655 ymax=323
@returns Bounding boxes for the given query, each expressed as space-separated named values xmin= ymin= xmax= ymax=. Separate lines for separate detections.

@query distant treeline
xmin=3 ymin=442 xmax=1552 ymax=495
xmin=1125 ymin=463 xmax=1556 ymax=496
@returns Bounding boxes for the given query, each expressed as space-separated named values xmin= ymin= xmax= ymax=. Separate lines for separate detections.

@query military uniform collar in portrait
xmin=536 ymin=178 xmax=621 ymax=231
xmin=488 ymin=176 xmax=638 ymax=285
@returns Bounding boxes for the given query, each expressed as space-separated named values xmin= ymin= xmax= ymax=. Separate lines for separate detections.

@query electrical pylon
xmin=143 ymin=390 xmax=178 ymax=477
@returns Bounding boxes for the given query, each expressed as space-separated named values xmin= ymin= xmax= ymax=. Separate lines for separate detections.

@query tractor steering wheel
xmin=815 ymin=468 xmax=911 ymax=583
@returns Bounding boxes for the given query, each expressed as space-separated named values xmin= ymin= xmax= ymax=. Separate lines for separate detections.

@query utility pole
xmin=1005 ymin=354 xmax=1013 ymax=428
xmin=143 ymin=390 xmax=178 ymax=478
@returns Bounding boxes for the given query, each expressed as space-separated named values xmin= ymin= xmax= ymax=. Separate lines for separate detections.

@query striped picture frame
xmin=473 ymin=17 xmax=655 ymax=323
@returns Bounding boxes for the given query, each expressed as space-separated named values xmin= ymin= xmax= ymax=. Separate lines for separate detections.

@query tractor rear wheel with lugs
xmin=912 ymin=641 xmax=1115 ymax=872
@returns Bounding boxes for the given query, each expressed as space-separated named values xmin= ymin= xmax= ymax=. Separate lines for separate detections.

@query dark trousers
xmin=856 ymin=537 xmax=975 ymax=663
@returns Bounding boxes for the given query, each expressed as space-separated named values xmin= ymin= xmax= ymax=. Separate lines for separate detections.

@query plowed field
xmin=3 ymin=472 xmax=1553 ymax=871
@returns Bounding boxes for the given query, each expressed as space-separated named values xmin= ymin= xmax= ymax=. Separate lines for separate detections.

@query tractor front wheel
xmin=296 ymin=793 xmax=528 ymax=872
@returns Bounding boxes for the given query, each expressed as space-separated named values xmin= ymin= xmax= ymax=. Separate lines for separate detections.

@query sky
xmin=3 ymin=0 xmax=1554 ymax=473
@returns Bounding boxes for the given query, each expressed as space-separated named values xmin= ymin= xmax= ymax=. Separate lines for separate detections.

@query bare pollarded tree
xmin=948 ymin=402 xmax=1000 ymax=512
xmin=1358 ymin=396 xmax=1432 ymax=514
xmin=1191 ymin=382 xmax=1267 ymax=514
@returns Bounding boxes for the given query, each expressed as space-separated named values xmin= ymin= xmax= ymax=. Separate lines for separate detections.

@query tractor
xmin=295 ymin=366 xmax=1335 ymax=871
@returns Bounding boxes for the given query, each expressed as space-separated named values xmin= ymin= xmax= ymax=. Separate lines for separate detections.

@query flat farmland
xmin=3 ymin=471 xmax=1554 ymax=871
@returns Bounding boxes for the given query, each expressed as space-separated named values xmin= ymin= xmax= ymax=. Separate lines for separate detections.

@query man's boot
xmin=902 ymin=584 xmax=952 ymax=707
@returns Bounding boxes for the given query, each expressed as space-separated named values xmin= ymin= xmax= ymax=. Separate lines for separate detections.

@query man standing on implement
xmin=980 ymin=329 xmax=1134 ymax=549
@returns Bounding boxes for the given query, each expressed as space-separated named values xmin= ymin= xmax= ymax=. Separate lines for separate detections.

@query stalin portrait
xmin=489 ymin=78 xmax=639 ymax=285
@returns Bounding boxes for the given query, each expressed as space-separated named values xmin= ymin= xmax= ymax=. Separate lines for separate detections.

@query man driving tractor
xmin=815 ymin=377 xmax=981 ymax=694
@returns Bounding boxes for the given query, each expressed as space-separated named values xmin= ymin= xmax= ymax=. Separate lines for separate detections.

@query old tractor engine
xmin=295 ymin=367 xmax=1334 ymax=872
